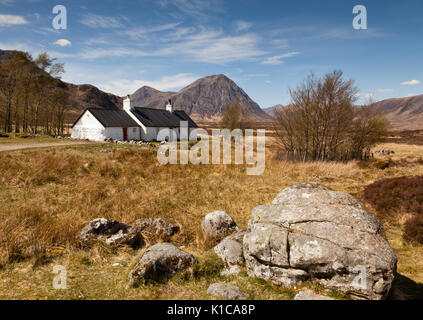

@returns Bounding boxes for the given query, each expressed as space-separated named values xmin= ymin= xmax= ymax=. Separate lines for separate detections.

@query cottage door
xmin=122 ymin=128 xmax=128 ymax=141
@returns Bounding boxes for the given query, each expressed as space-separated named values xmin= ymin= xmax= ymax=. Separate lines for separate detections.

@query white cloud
xmin=0 ymin=41 xmax=30 ymax=51
xmin=98 ymin=73 xmax=198 ymax=96
xmin=0 ymin=14 xmax=28 ymax=26
xmin=0 ymin=0 xmax=14 ymax=5
xmin=401 ymin=80 xmax=421 ymax=86
xmin=355 ymin=93 xmax=374 ymax=99
xmin=77 ymin=48 xmax=149 ymax=59
xmin=265 ymin=80 xmax=271 ymax=84
xmin=54 ymin=39 xmax=72 ymax=47
xmin=45 ymin=25 xmax=266 ymax=64
xmin=80 ymin=13 xmax=125 ymax=29
xmin=320 ymin=28 xmax=390 ymax=40
xmin=77 ymin=28 xmax=266 ymax=63
xmin=157 ymin=29 xmax=266 ymax=63
xmin=155 ymin=0 xmax=223 ymax=19
xmin=235 ymin=21 xmax=252 ymax=32
xmin=271 ymin=39 xmax=289 ymax=49
xmin=124 ymin=23 xmax=181 ymax=40
xmin=377 ymin=88 xmax=394 ymax=93
xmin=261 ymin=52 xmax=300 ymax=65
xmin=161 ymin=27 xmax=196 ymax=41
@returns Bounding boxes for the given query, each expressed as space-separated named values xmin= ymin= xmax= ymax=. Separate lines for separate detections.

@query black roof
xmin=131 ymin=107 xmax=198 ymax=128
xmin=173 ymin=110 xmax=198 ymax=128
xmin=72 ymin=108 xmax=140 ymax=128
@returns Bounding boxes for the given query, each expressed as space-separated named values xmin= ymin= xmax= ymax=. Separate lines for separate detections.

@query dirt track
xmin=0 ymin=141 xmax=92 ymax=152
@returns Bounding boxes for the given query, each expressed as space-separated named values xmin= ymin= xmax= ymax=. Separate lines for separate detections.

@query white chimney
xmin=166 ymin=99 xmax=173 ymax=113
xmin=123 ymin=95 xmax=133 ymax=111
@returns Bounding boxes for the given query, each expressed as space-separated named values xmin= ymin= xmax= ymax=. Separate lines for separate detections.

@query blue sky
xmin=1 ymin=0 xmax=423 ymax=108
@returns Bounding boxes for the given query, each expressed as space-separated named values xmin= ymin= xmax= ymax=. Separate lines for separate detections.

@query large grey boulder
xmin=79 ymin=218 xmax=143 ymax=248
xmin=214 ymin=230 xmax=245 ymax=276
xmin=243 ymin=183 xmax=397 ymax=300
xmin=129 ymin=243 xmax=197 ymax=284
xmin=207 ymin=283 xmax=247 ymax=300
xmin=202 ymin=211 xmax=239 ymax=244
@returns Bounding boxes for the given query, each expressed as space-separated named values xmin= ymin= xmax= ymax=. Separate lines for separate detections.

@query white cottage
xmin=71 ymin=97 xmax=198 ymax=142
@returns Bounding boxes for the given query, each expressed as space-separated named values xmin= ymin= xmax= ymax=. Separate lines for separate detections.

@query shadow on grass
xmin=389 ymin=274 xmax=423 ymax=300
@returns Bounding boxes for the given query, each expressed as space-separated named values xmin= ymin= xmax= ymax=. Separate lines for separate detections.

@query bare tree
xmin=220 ymin=101 xmax=252 ymax=130
xmin=274 ymin=70 xmax=386 ymax=161
xmin=349 ymin=102 xmax=388 ymax=160
xmin=0 ymin=51 xmax=68 ymax=135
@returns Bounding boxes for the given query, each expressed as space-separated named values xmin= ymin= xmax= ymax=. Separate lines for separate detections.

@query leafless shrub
xmin=274 ymin=70 xmax=388 ymax=162
xmin=220 ymin=101 xmax=252 ymax=130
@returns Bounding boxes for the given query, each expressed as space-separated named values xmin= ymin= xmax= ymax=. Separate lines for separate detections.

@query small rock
xmin=207 ymin=283 xmax=247 ymax=300
xmin=25 ymin=245 xmax=45 ymax=256
xmin=129 ymin=243 xmax=197 ymax=284
xmin=136 ymin=218 xmax=180 ymax=241
xmin=105 ymin=225 xmax=143 ymax=247
xmin=214 ymin=230 xmax=245 ymax=275
xmin=220 ymin=265 xmax=242 ymax=277
xmin=202 ymin=211 xmax=239 ymax=245
xmin=112 ymin=263 xmax=122 ymax=267
xmin=79 ymin=218 xmax=144 ymax=248
xmin=294 ymin=290 xmax=334 ymax=300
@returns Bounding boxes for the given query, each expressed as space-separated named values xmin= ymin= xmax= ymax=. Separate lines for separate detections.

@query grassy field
xmin=0 ymin=134 xmax=64 ymax=144
xmin=0 ymin=136 xmax=422 ymax=300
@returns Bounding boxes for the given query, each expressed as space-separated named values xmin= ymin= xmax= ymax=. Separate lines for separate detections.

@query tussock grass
xmin=362 ymin=175 xmax=423 ymax=244
xmin=0 ymin=141 xmax=422 ymax=299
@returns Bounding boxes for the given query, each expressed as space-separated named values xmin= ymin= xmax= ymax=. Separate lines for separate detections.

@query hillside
xmin=0 ymin=49 xmax=121 ymax=122
xmin=373 ymin=94 xmax=423 ymax=130
xmin=130 ymin=74 xmax=270 ymax=121
xmin=263 ymin=104 xmax=284 ymax=116
xmin=0 ymin=49 xmax=12 ymax=64
xmin=64 ymin=83 xmax=121 ymax=119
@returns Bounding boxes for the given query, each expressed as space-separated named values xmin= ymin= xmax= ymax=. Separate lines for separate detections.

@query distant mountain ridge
xmin=373 ymin=94 xmax=423 ymax=130
xmin=263 ymin=104 xmax=284 ymax=116
xmin=2 ymin=49 xmax=423 ymax=128
xmin=130 ymin=74 xmax=270 ymax=121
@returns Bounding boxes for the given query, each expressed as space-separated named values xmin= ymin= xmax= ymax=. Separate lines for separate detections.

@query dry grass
xmin=0 ymin=140 xmax=422 ymax=299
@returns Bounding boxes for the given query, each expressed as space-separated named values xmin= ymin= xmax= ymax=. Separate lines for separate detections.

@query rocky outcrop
xmin=243 ymin=183 xmax=397 ymax=300
xmin=129 ymin=243 xmax=197 ymax=284
xmin=214 ymin=230 xmax=245 ymax=276
xmin=294 ymin=290 xmax=334 ymax=300
xmin=79 ymin=218 xmax=143 ymax=248
xmin=207 ymin=283 xmax=247 ymax=300
xmin=202 ymin=211 xmax=239 ymax=245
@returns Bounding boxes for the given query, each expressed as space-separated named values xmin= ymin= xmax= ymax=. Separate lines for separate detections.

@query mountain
xmin=130 ymin=74 xmax=270 ymax=121
xmin=63 ymin=83 xmax=121 ymax=119
xmin=373 ymin=94 xmax=423 ymax=130
xmin=263 ymin=104 xmax=284 ymax=116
